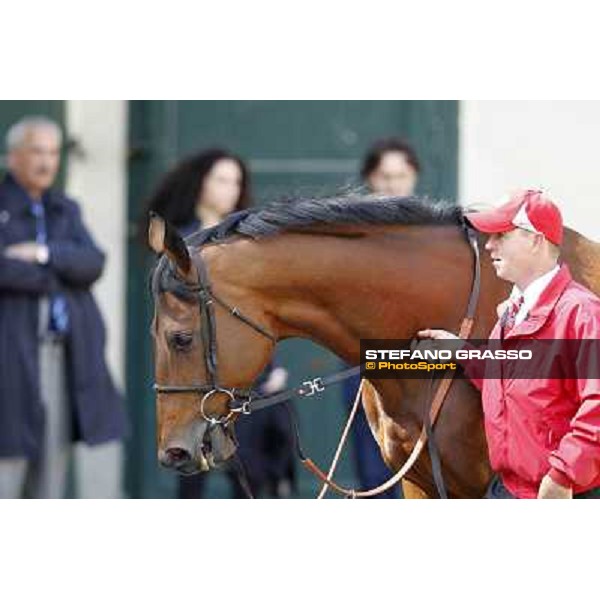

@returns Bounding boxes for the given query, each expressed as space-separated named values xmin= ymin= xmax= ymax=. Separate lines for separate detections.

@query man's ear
xmin=531 ymin=231 xmax=546 ymax=254
xmin=148 ymin=212 xmax=193 ymax=279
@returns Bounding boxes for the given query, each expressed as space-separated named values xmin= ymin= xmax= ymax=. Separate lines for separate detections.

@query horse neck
xmin=206 ymin=224 xmax=481 ymax=364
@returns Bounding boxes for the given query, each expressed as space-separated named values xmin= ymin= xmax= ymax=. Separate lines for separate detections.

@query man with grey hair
xmin=0 ymin=116 xmax=127 ymax=498
xmin=6 ymin=115 xmax=62 ymax=151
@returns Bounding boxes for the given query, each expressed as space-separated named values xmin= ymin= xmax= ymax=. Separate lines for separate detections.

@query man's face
xmin=485 ymin=228 xmax=540 ymax=286
xmin=8 ymin=127 xmax=61 ymax=194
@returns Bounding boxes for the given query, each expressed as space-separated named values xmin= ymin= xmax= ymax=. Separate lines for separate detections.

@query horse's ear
xmin=148 ymin=212 xmax=193 ymax=277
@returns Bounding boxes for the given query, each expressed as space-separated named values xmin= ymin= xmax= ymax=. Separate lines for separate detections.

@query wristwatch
xmin=36 ymin=244 xmax=49 ymax=265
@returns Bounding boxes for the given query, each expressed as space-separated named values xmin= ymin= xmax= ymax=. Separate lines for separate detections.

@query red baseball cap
xmin=465 ymin=189 xmax=563 ymax=246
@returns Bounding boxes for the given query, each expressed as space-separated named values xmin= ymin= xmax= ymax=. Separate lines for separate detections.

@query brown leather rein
xmin=304 ymin=224 xmax=481 ymax=498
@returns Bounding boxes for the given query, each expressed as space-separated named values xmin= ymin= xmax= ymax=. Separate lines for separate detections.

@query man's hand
xmin=4 ymin=242 xmax=47 ymax=264
xmin=417 ymin=329 xmax=460 ymax=341
xmin=537 ymin=474 xmax=573 ymax=499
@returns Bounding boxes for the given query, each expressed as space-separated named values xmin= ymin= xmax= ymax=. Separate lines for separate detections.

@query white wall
xmin=65 ymin=101 xmax=128 ymax=387
xmin=65 ymin=101 xmax=128 ymax=497
xmin=459 ymin=101 xmax=600 ymax=242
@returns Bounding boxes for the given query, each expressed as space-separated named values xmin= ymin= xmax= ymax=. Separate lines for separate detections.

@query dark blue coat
xmin=0 ymin=174 xmax=128 ymax=459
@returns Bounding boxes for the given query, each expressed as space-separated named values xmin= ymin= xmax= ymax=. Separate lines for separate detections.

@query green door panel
xmin=126 ymin=101 xmax=458 ymax=498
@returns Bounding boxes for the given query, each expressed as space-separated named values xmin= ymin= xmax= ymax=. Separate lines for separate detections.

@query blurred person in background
xmin=146 ymin=148 xmax=295 ymax=498
xmin=342 ymin=137 xmax=421 ymax=498
xmin=361 ymin=137 xmax=420 ymax=197
xmin=146 ymin=148 xmax=251 ymax=236
xmin=0 ymin=116 xmax=127 ymax=498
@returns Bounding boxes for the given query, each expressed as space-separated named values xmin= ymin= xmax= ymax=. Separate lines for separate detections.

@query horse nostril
xmin=165 ymin=447 xmax=192 ymax=465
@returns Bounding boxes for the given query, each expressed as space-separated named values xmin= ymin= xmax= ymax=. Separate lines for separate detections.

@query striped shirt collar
xmin=510 ymin=263 xmax=560 ymax=323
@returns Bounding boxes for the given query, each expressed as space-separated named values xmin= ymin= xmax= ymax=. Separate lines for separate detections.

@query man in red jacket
xmin=419 ymin=190 xmax=600 ymax=499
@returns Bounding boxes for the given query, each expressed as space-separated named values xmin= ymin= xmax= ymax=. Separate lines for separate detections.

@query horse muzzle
xmin=158 ymin=420 xmax=238 ymax=474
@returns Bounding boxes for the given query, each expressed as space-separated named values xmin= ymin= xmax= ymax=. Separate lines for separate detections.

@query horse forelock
xmin=150 ymin=255 xmax=196 ymax=303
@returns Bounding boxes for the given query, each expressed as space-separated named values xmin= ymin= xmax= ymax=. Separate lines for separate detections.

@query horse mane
xmin=185 ymin=194 xmax=464 ymax=248
xmin=154 ymin=194 xmax=464 ymax=300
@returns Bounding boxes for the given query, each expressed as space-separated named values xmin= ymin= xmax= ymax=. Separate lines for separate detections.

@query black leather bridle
xmin=152 ymin=208 xmax=368 ymax=430
xmin=153 ymin=251 xmax=279 ymax=424
xmin=153 ymin=248 xmax=363 ymax=426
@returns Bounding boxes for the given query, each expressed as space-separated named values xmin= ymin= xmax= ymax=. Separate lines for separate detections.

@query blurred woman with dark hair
xmin=146 ymin=148 xmax=294 ymax=499
xmin=146 ymin=148 xmax=251 ymax=236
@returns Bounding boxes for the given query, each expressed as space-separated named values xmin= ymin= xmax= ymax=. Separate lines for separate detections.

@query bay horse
xmin=148 ymin=195 xmax=600 ymax=498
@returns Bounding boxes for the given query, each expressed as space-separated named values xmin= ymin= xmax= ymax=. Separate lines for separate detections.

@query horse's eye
xmin=169 ymin=331 xmax=194 ymax=352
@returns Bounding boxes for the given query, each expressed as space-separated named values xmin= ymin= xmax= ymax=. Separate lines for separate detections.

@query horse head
xmin=148 ymin=214 xmax=275 ymax=475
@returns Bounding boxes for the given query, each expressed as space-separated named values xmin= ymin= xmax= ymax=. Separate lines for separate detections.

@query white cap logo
xmin=511 ymin=203 xmax=539 ymax=235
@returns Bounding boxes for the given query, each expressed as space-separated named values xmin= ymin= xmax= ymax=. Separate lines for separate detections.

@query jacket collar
xmin=2 ymin=172 xmax=66 ymax=215
xmin=510 ymin=264 xmax=560 ymax=315
xmin=504 ymin=263 xmax=573 ymax=339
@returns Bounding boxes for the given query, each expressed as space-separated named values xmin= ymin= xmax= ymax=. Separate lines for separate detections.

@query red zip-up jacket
xmin=469 ymin=264 xmax=600 ymax=498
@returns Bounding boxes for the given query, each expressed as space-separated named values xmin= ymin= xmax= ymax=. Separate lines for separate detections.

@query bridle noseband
xmin=153 ymin=251 xmax=277 ymax=425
